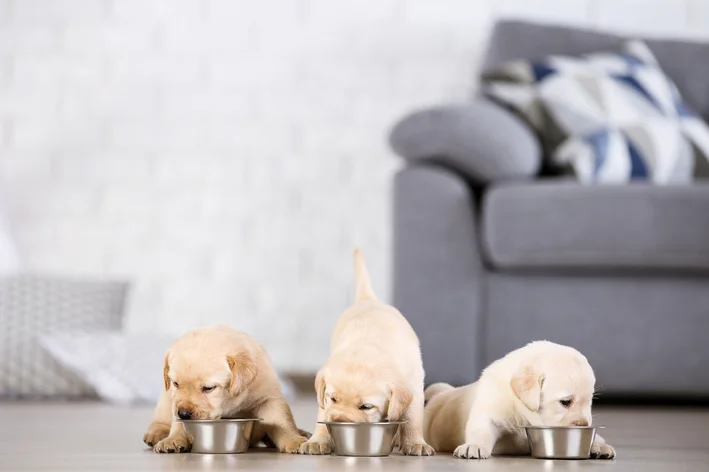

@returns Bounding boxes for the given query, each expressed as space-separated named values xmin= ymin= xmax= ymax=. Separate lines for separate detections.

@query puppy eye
xmin=202 ymin=386 xmax=215 ymax=393
xmin=560 ymin=399 xmax=572 ymax=408
xmin=172 ymin=381 xmax=179 ymax=389
xmin=329 ymin=397 xmax=337 ymax=404
xmin=359 ymin=404 xmax=374 ymax=411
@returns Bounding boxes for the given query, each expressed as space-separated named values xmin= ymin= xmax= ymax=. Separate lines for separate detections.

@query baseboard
xmin=593 ymin=394 xmax=709 ymax=407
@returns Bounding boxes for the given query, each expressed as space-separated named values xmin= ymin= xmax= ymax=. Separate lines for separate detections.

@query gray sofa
xmin=390 ymin=20 xmax=709 ymax=396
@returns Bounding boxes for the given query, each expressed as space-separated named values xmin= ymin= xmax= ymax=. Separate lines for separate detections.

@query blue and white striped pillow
xmin=483 ymin=41 xmax=709 ymax=183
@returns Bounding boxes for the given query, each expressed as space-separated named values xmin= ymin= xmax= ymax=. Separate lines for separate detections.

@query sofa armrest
xmin=389 ymin=98 xmax=542 ymax=184
xmin=393 ymin=164 xmax=485 ymax=386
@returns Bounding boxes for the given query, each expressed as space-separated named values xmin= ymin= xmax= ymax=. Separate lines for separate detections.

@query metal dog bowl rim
xmin=525 ymin=425 xmax=604 ymax=430
xmin=176 ymin=418 xmax=260 ymax=424
xmin=318 ymin=421 xmax=406 ymax=426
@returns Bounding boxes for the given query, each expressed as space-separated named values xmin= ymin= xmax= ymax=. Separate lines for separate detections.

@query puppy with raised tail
xmin=143 ymin=325 xmax=308 ymax=453
xmin=299 ymin=249 xmax=434 ymax=456
xmin=424 ymin=341 xmax=615 ymax=460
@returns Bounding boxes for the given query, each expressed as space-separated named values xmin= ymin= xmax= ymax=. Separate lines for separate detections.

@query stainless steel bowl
xmin=319 ymin=421 xmax=405 ymax=456
xmin=177 ymin=418 xmax=259 ymax=454
xmin=525 ymin=426 xmax=601 ymax=459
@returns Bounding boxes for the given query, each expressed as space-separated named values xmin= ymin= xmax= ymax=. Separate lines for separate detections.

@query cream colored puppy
xmin=143 ymin=325 xmax=308 ymax=453
xmin=424 ymin=341 xmax=615 ymax=460
xmin=299 ymin=249 xmax=434 ymax=456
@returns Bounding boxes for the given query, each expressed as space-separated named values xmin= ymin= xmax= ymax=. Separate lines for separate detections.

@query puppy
xmin=143 ymin=325 xmax=308 ymax=453
xmin=299 ymin=249 xmax=434 ymax=456
xmin=424 ymin=341 xmax=615 ymax=460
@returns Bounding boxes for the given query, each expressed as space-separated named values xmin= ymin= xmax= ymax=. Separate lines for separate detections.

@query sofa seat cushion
xmin=482 ymin=182 xmax=709 ymax=272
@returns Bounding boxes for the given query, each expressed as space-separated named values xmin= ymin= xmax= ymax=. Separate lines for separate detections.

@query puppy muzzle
xmin=567 ymin=417 xmax=591 ymax=427
xmin=325 ymin=407 xmax=370 ymax=423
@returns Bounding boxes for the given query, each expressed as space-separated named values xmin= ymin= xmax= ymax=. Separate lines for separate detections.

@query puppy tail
xmin=424 ymin=382 xmax=454 ymax=402
xmin=354 ymin=248 xmax=377 ymax=301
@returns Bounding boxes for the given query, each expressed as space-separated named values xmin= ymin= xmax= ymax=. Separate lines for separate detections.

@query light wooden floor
xmin=1 ymin=399 xmax=708 ymax=471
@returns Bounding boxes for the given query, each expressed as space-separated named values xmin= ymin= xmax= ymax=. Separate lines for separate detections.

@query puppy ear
xmin=510 ymin=364 xmax=545 ymax=411
xmin=315 ymin=368 xmax=328 ymax=409
xmin=163 ymin=353 xmax=170 ymax=391
xmin=387 ymin=383 xmax=413 ymax=421
xmin=227 ymin=352 xmax=258 ymax=395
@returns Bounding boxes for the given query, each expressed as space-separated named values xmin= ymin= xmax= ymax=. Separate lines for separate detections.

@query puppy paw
xmin=590 ymin=441 xmax=616 ymax=459
xmin=143 ymin=423 xmax=170 ymax=447
xmin=298 ymin=437 xmax=333 ymax=455
xmin=154 ymin=434 xmax=192 ymax=454
xmin=453 ymin=443 xmax=491 ymax=459
xmin=401 ymin=442 xmax=435 ymax=456
xmin=279 ymin=435 xmax=308 ymax=454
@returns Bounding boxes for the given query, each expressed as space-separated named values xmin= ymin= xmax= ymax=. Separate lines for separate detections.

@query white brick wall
xmin=1 ymin=0 xmax=707 ymax=372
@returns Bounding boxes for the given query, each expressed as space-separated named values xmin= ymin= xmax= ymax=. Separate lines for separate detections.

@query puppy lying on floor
xmin=300 ymin=249 xmax=434 ymax=456
xmin=424 ymin=341 xmax=615 ymax=460
xmin=143 ymin=325 xmax=308 ymax=453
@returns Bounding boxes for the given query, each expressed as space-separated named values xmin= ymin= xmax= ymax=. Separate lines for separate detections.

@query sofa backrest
xmin=483 ymin=20 xmax=709 ymax=120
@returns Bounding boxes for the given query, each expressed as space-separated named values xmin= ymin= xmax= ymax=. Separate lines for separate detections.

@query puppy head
xmin=510 ymin=342 xmax=595 ymax=427
xmin=163 ymin=331 xmax=257 ymax=420
xmin=315 ymin=364 xmax=412 ymax=423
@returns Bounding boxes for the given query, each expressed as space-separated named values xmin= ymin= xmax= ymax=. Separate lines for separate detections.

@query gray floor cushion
xmin=0 ymin=276 xmax=128 ymax=398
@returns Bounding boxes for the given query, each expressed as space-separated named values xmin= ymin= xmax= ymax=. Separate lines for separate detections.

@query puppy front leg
xmin=256 ymin=397 xmax=308 ymax=453
xmin=590 ymin=433 xmax=616 ymax=459
xmin=154 ymin=420 xmax=192 ymax=453
xmin=399 ymin=394 xmax=435 ymax=456
xmin=454 ymin=415 xmax=499 ymax=459
xmin=143 ymin=389 xmax=172 ymax=448
xmin=299 ymin=407 xmax=333 ymax=455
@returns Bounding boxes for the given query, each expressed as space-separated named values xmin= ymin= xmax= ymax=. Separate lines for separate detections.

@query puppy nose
xmin=177 ymin=409 xmax=193 ymax=420
xmin=571 ymin=419 xmax=589 ymax=427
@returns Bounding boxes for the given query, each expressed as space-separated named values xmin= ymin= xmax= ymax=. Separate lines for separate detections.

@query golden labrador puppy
xmin=423 ymin=341 xmax=615 ymax=459
xmin=143 ymin=325 xmax=308 ymax=453
xmin=299 ymin=249 xmax=434 ymax=456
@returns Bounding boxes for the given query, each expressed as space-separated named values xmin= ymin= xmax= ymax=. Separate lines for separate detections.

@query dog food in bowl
xmin=177 ymin=418 xmax=259 ymax=454
xmin=319 ymin=421 xmax=405 ymax=456
xmin=525 ymin=426 xmax=602 ymax=459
